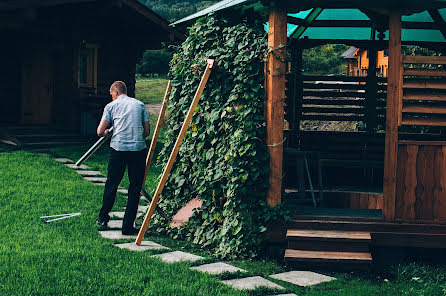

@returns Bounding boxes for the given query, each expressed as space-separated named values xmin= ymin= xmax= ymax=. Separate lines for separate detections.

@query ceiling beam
xmin=428 ymin=9 xmax=446 ymax=39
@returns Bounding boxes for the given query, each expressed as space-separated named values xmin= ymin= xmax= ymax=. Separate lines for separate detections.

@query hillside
xmin=141 ymin=0 xmax=218 ymax=22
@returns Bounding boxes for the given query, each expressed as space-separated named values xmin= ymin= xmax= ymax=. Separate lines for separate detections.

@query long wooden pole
xmin=266 ymin=9 xmax=287 ymax=207
xmin=383 ymin=11 xmax=402 ymax=221
xmin=141 ymin=81 xmax=172 ymax=188
xmin=135 ymin=59 xmax=215 ymax=244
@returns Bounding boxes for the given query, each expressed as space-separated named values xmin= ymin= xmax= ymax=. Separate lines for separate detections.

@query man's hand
xmin=97 ymin=119 xmax=110 ymax=137
xmin=143 ymin=121 xmax=150 ymax=138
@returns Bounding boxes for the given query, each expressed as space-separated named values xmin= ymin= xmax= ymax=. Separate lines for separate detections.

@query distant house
xmin=341 ymin=46 xmax=388 ymax=77
xmin=0 ymin=0 xmax=183 ymax=133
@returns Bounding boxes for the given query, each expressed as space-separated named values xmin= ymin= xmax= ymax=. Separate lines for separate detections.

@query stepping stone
xmin=107 ymin=220 xmax=123 ymax=229
xmin=268 ymin=294 xmax=297 ymax=296
xmin=190 ymin=262 xmax=245 ymax=275
xmin=222 ymin=276 xmax=283 ymax=291
xmin=115 ymin=241 xmax=169 ymax=251
xmin=151 ymin=251 xmax=204 ymax=263
xmin=84 ymin=176 xmax=108 ymax=183
xmin=117 ymin=188 xmax=128 ymax=194
xmin=66 ymin=163 xmax=89 ymax=169
xmin=110 ymin=212 xmax=143 ymax=219
xmin=270 ymin=271 xmax=335 ymax=287
xmin=124 ymin=205 xmax=148 ymax=213
xmin=98 ymin=230 xmax=137 ymax=239
xmin=38 ymin=153 xmax=50 ymax=156
xmin=54 ymin=158 xmax=73 ymax=163
xmin=75 ymin=170 xmax=103 ymax=176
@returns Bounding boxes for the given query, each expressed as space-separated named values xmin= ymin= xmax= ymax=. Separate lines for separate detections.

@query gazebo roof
xmin=172 ymin=0 xmax=446 ymax=43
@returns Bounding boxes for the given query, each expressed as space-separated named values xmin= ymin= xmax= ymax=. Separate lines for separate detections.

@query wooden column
xmin=266 ymin=9 xmax=287 ymax=207
xmin=365 ymin=43 xmax=377 ymax=133
xmin=383 ymin=11 xmax=402 ymax=221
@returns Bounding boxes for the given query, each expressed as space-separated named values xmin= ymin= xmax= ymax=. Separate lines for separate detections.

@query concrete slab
xmin=124 ymin=205 xmax=148 ymax=213
xmin=54 ymin=158 xmax=73 ymax=163
xmin=151 ymin=251 xmax=204 ymax=263
xmin=75 ymin=170 xmax=103 ymax=176
xmin=222 ymin=276 xmax=283 ymax=291
xmin=107 ymin=220 xmax=123 ymax=229
xmin=117 ymin=188 xmax=128 ymax=194
xmin=65 ymin=163 xmax=89 ymax=169
xmin=98 ymin=230 xmax=137 ymax=239
xmin=110 ymin=211 xmax=142 ymax=219
xmin=115 ymin=241 xmax=169 ymax=251
xmin=84 ymin=176 xmax=108 ymax=183
xmin=190 ymin=262 xmax=245 ymax=275
xmin=270 ymin=271 xmax=336 ymax=287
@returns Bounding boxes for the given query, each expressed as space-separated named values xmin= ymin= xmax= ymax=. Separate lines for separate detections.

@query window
xmin=78 ymin=44 xmax=98 ymax=90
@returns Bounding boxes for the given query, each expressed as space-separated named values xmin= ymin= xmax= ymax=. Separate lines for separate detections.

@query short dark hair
xmin=111 ymin=81 xmax=127 ymax=94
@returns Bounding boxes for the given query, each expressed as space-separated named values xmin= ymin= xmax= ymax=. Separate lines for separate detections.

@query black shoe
xmin=122 ymin=227 xmax=140 ymax=235
xmin=96 ymin=218 xmax=108 ymax=228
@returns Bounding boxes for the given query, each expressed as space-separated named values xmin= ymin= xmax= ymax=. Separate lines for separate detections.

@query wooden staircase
xmin=284 ymin=229 xmax=372 ymax=270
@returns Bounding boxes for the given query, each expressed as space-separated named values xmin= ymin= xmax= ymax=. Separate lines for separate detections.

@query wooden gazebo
xmin=174 ymin=0 xmax=446 ymax=268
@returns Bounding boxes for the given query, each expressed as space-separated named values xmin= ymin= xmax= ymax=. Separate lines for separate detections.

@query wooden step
xmin=284 ymin=249 xmax=372 ymax=270
xmin=287 ymin=230 xmax=371 ymax=241
xmin=287 ymin=230 xmax=371 ymax=252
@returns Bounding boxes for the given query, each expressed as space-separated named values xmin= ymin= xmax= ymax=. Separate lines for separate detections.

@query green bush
xmin=150 ymin=14 xmax=284 ymax=258
xmin=137 ymin=49 xmax=173 ymax=76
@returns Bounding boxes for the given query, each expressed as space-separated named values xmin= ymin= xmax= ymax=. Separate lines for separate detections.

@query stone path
xmin=47 ymin=153 xmax=337 ymax=295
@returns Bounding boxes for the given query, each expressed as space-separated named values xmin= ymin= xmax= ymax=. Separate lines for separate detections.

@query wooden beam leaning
xmin=383 ymin=11 xmax=402 ymax=221
xmin=266 ymin=8 xmax=287 ymax=207
xmin=135 ymin=60 xmax=215 ymax=244
xmin=141 ymin=81 xmax=172 ymax=189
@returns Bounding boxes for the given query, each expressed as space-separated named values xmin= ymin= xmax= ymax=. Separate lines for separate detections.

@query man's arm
xmin=97 ymin=120 xmax=111 ymax=137
xmin=143 ymin=121 xmax=150 ymax=138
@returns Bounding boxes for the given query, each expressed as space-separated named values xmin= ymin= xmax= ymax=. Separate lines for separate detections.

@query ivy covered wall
xmin=150 ymin=13 xmax=286 ymax=258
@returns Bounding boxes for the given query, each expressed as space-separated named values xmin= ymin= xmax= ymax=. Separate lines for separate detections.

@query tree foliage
xmin=141 ymin=0 xmax=218 ymax=22
xmin=302 ymin=44 xmax=349 ymax=75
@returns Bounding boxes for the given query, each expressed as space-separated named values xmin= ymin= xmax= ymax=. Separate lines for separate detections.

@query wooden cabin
xmin=175 ymin=0 xmax=446 ymax=269
xmin=0 ymin=0 xmax=183 ymax=136
xmin=342 ymin=46 xmax=389 ymax=77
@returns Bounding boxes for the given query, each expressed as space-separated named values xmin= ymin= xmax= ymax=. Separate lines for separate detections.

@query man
xmin=96 ymin=81 xmax=150 ymax=235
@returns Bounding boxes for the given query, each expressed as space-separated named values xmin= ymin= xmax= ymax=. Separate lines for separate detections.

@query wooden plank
xmin=399 ymin=140 xmax=446 ymax=145
xmin=432 ymin=146 xmax=445 ymax=222
xmin=141 ymin=81 xmax=172 ymax=189
xmin=404 ymin=68 xmax=446 ymax=77
xmin=284 ymin=249 xmax=372 ymax=262
xmin=286 ymin=229 xmax=371 ymax=240
xmin=303 ymin=90 xmax=367 ymax=98
xmin=368 ymin=194 xmax=377 ymax=210
xmin=402 ymin=55 xmax=446 ymax=65
xmin=304 ymin=83 xmax=366 ymax=90
xmin=372 ymin=232 xmax=446 ymax=248
xmin=303 ymin=75 xmax=368 ymax=82
xmin=402 ymin=105 xmax=446 ymax=114
xmin=401 ymin=118 xmax=446 ymax=126
xmin=383 ymin=11 xmax=402 ymax=222
xmin=403 ymin=80 xmax=446 ymax=89
xmin=266 ymin=8 xmax=287 ymax=207
xmin=415 ymin=146 xmax=435 ymax=221
xmin=350 ymin=193 xmax=360 ymax=209
xmin=301 ymin=115 xmax=364 ymax=121
xmin=376 ymin=194 xmax=384 ymax=209
xmin=302 ymin=98 xmax=365 ymax=106
xmin=403 ymin=93 xmax=446 ymax=101
xmin=438 ymin=146 xmax=446 ymax=221
xmin=302 ymin=107 xmax=363 ymax=114
xmin=396 ymin=145 xmax=417 ymax=220
xmin=357 ymin=193 xmax=367 ymax=210
xmin=135 ymin=59 xmax=215 ymax=245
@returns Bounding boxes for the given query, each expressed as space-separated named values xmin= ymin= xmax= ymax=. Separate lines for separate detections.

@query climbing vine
xmin=150 ymin=13 xmax=289 ymax=258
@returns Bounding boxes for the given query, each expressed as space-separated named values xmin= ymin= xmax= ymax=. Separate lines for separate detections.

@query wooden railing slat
xmin=403 ymin=68 xmax=446 ymax=77
xmin=402 ymin=55 xmax=446 ymax=65
xmin=402 ymin=105 xmax=446 ymax=114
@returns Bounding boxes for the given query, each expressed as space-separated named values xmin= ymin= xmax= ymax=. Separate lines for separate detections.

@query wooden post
xmin=383 ymin=11 xmax=402 ymax=221
xmin=365 ymin=44 xmax=377 ymax=133
xmin=135 ymin=60 xmax=215 ymax=244
xmin=141 ymin=81 xmax=172 ymax=189
xmin=266 ymin=8 xmax=287 ymax=207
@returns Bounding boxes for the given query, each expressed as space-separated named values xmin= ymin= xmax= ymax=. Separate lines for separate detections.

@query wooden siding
xmin=396 ymin=143 xmax=446 ymax=222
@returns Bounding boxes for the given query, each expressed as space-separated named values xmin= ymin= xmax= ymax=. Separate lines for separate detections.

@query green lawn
xmin=136 ymin=77 xmax=169 ymax=105
xmin=1 ymin=139 xmax=446 ymax=295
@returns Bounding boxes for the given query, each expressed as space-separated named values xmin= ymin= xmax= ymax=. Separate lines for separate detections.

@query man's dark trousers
xmin=99 ymin=148 xmax=147 ymax=230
